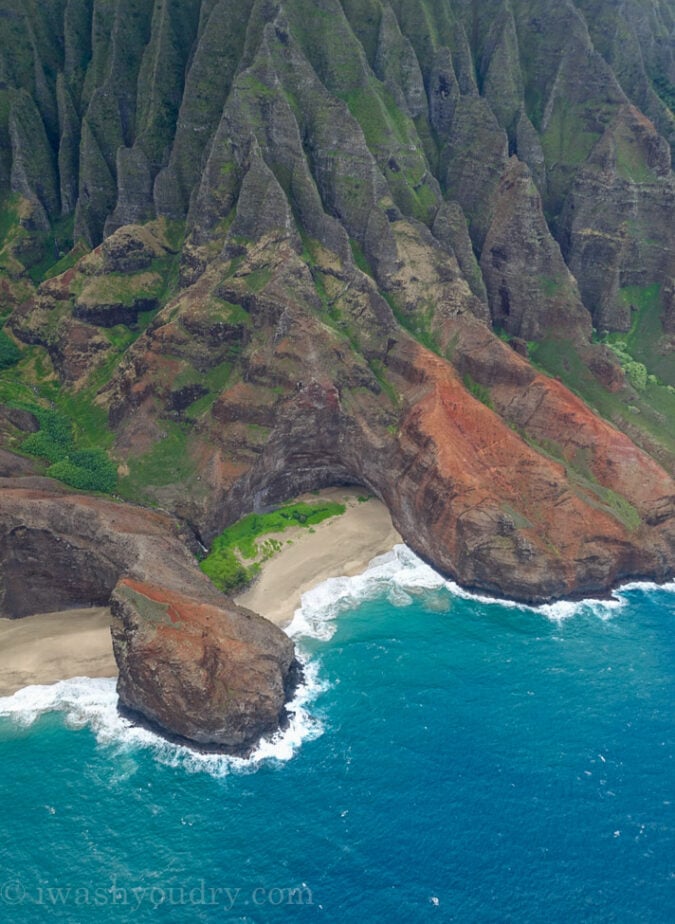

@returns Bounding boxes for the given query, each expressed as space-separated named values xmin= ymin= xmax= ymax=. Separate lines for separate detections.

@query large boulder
xmin=111 ymin=579 xmax=298 ymax=755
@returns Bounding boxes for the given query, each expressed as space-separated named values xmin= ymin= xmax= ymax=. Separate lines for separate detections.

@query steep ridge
xmin=1 ymin=1 xmax=674 ymax=596
xmin=1 ymin=0 xmax=674 ymax=752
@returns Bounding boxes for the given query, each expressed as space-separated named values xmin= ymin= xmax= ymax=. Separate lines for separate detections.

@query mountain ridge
xmin=1 ymin=0 xmax=674 ymax=603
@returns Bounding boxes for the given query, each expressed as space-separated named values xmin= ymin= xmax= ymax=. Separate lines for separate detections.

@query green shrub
xmin=625 ymin=360 xmax=647 ymax=391
xmin=21 ymin=408 xmax=117 ymax=492
xmin=200 ymin=500 xmax=346 ymax=592
xmin=22 ymin=409 xmax=74 ymax=462
xmin=48 ymin=449 xmax=118 ymax=493
xmin=463 ymin=373 xmax=493 ymax=409
xmin=200 ymin=548 xmax=253 ymax=593
xmin=0 ymin=329 xmax=21 ymax=369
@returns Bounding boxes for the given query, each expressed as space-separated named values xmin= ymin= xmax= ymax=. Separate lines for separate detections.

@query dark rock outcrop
xmin=481 ymin=157 xmax=591 ymax=341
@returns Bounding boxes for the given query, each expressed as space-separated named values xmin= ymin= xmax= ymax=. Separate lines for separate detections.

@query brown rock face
xmin=92 ymin=224 xmax=673 ymax=605
xmin=390 ymin=343 xmax=674 ymax=601
xmin=0 ymin=476 xmax=299 ymax=753
xmin=111 ymin=579 xmax=297 ymax=754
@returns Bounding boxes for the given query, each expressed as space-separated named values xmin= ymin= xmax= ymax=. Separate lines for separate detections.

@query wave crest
xmin=288 ymin=544 xmax=672 ymax=635
xmin=0 ymin=661 xmax=327 ymax=777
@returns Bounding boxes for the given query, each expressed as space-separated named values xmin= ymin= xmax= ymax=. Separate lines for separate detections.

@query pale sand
xmin=0 ymin=488 xmax=400 ymax=695
xmin=0 ymin=607 xmax=116 ymax=696
xmin=235 ymin=488 xmax=401 ymax=627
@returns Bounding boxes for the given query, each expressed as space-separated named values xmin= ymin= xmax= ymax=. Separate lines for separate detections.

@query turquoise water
xmin=1 ymin=547 xmax=673 ymax=922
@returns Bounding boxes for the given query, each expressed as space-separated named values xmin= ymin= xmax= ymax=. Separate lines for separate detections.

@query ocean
xmin=0 ymin=546 xmax=673 ymax=922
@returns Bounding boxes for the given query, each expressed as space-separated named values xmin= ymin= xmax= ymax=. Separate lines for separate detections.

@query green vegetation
xmin=20 ymin=406 xmax=117 ymax=492
xmin=26 ymin=214 xmax=76 ymax=284
xmin=349 ymin=238 xmax=372 ymax=276
xmin=541 ymin=100 xmax=611 ymax=168
xmin=21 ymin=407 xmax=73 ymax=462
xmin=651 ymin=73 xmax=675 ymax=112
xmin=200 ymin=500 xmax=346 ymax=592
xmin=615 ymin=138 xmax=654 ymax=184
xmin=462 ymin=373 xmax=493 ymax=409
xmin=609 ymin=285 xmax=671 ymax=385
xmin=540 ymin=274 xmax=566 ymax=297
xmin=340 ymin=82 xmax=437 ymax=223
xmin=121 ymin=422 xmax=193 ymax=493
xmin=42 ymin=242 xmax=89 ymax=281
xmin=244 ymin=266 xmax=271 ymax=292
xmin=384 ymin=292 xmax=441 ymax=355
xmin=0 ymin=194 xmax=20 ymax=250
xmin=180 ymin=361 xmax=234 ymax=417
xmin=47 ymin=450 xmax=117 ymax=493
xmin=0 ymin=328 xmax=21 ymax=369
xmin=606 ymin=341 xmax=647 ymax=390
xmin=0 ymin=197 xmax=79 ymax=285
xmin=518 ymin=428 xmax=641 ymax=531
xmin=368 ymin=357 xmax=399 ymax=407
xmin=530 ymin=336 xmax=675 ymax=461
xmin=76 ymin=270 xmax=165 ymax=309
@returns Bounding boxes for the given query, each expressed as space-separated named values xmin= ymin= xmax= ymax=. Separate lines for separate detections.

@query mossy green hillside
xmin=0 ymin=328 xmax=21 ymax=369
xmin=609 ymin=285 xmax=672 ymax=386
xmin=530 ymin=336 xmax=675 ymax=463
xmin=18 ymin=404 xmax=117 ymax=493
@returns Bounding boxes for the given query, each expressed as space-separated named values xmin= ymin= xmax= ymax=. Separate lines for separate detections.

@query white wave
xmin=534 ymin=577 xmax=674 ymax=622
xmin=287 ymin=543 xmax=674 ymax=632
xmin=614 ymin=578 xmax=675 ymax=595
xmin=0 ymin=662 xmax=328 ymax=778
xmin=287 ymin=545 xmax=445 ymax=641
xmin=0 ymin=676 xmax=118 ymax=730
xmin=1 ymin=547 xmax=670 ymax=773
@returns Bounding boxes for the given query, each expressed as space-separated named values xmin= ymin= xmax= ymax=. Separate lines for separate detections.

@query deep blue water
xmin=1 ymin=548 xmax=673 ymax=922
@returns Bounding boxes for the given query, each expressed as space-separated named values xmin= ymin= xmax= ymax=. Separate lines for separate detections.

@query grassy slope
xmin=200 ymin=501 xmax=347 ymax=592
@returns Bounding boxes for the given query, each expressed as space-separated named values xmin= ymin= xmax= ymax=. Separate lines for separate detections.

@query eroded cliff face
xmin=1 ymin=0 xmax=674 ymax=753
xmin=0 ymin=476 xmax=299 ymax=753
xmin=1 ymin=1 xmax=674 ymax=602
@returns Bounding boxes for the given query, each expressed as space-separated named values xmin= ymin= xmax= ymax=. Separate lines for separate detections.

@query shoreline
xmin=4 ymin=484 xmax=668 ymax=701
xmin=234 ymin=488 xmax=401 ymax=627
xmin=0 ymin=488 xmax=401 ymax=697
xmin=0 ymin=607 xmax=116 ymax=697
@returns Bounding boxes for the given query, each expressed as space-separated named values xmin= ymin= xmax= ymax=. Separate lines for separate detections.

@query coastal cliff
xmin=0 ymin=0 xmax=673 ymax=748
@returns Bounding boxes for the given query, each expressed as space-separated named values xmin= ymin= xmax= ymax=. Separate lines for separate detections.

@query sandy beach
xmin=0 ymin=607 xmax=116 ymax=696
xmin=0 ymin=489 xmax=400 ymax=696
xmin=235 ymin=489 xmax=401 ymax=626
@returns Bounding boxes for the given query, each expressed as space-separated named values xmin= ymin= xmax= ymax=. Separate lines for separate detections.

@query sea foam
xmin=1 ymin=545 xmax=670 ymax=773
xmin=0 ymin=660 xmax=327 ymax=777
xmin=288 ymin=543 xmax=670 ymax=635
